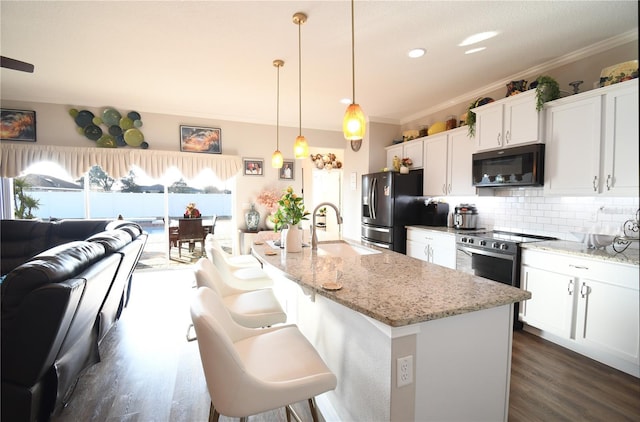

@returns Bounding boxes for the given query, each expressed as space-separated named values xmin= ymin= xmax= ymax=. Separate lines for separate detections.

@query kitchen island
xmin=252 ymin=238 xmax=530 ymax=421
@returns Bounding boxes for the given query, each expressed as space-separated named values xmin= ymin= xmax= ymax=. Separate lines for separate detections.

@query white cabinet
xmin=423 ymin=127 xmax=476 ymax=196
xmin=544 ymin=79 xmax=638 ymax=196
xmin=473 ymin=90 xmax=543 ymax=152
xmin=406 ymin=227 xmax=456 ymax=269
xmin=520 ymin=248 xmax=639 ymax=377
xmin=385 ymin=138 xmax=424 ymax=169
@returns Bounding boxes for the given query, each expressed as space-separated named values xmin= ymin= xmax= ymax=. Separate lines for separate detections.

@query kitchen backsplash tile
xmin=442 ymin=188 xmax=639 ymax=248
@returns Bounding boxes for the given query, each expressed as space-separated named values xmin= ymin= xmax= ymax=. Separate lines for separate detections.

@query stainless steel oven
xmin=456 ymin=230 xmax=555 ymax=329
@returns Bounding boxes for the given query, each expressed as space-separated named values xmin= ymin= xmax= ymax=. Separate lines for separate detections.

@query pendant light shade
xmin=271 ymin=59 xmax=284 ymax=169
xmin=293 ymin=12 xmax=309 ymax=159
xmin=343 ymin=0 xmax=366 ymax=141
xmin=343 ymin=103 xmax=366 ymax=140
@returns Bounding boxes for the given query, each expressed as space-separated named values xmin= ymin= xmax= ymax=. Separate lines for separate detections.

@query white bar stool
xmin=193 ymin=258 xmax=286 ymax=329
xmin=205 ymin=234 xmax=261 ymax=269
xmin=206 ymin=241 xmax=273 ymax=291
xmin=190 ymin=287 xmax=337 ymax=422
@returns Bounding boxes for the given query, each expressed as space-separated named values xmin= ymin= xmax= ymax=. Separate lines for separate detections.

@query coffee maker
xmin=421 ymin=201 xmax=449 ymax=226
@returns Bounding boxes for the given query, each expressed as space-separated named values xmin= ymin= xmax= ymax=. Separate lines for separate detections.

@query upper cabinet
xmin=473 ymin=90 xmax=543 ymax=152
xmin=385 ymin=138 xmax=424 ymax=169
xmin=423 ymin=127 xmax=476 ymax=196
xmin=544 ymin=79 xmax=638 ymax=196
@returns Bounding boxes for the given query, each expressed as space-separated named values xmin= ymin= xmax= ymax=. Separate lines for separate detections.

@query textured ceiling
xmin=1 ymin=1 xmax=638 ymax=132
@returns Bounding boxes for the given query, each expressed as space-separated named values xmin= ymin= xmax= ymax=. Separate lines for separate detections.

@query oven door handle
xmin=456 ymin=245 xmax=515 ymax=261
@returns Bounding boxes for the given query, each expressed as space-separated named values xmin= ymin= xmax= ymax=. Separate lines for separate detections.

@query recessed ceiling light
xmin=459 ymin=31 xmax=498 ymax=47
xmin=465 ymin=47 xmax=487 ymax=55
xmin=408 ymin=48 xmax=426 ymax=58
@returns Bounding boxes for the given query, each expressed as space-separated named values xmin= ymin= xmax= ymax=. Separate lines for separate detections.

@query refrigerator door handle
xmin=370 ymin=177 xmax=377 ymax=219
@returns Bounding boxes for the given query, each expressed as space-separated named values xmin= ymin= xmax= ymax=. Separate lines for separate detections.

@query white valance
xmin=0 ymin=143 xmax=242 ymax=181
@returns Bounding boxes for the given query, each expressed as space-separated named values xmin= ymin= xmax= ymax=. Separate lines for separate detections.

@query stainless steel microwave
xmin=472 ymin=144 xmax=545 ymax=187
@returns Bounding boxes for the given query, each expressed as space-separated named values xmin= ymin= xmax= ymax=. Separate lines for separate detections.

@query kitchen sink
xmin=316 ymin=240 xmax=381 ymax=257
xmin=571 ymin=228 xmax=620 ymax=249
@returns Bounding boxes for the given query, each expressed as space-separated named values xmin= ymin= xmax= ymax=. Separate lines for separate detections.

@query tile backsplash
xmin=443 ymin=188 xmax=639 ymax=246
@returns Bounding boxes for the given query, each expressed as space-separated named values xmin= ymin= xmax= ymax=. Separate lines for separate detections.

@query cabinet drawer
xmin=406 ymin=228 xmax=453 ymax=243
xmin=521 ymin=249 xmax=639 ymax=291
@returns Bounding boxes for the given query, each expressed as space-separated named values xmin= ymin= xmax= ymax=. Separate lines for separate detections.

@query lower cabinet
xmin=520 ymin=248 xmax=639 ymax=377
xmin=406 ymin=227 xmax=456 ymax=269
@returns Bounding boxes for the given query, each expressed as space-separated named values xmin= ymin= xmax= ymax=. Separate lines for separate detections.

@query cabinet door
xmin=575 ymin=277 xmax=640 ymax=366
xmin=544 ymin=96 xmax=602 ymax=195
xmin=520 ymin=266 xmax=575 ymax=337
xmin=602 ymin=82 xmax=639 ymax=196
xmin=385 ymin=144 xmax=403 ymax=169
xmin=406 ymin=239 xmax=431 ymax=263
xmin=475 ymin=103 xmax=504 ymax=151
xmin=423 ymin=134 xmax=448 ymax=195
xmin=430 ymin=235 xmax=456 ymax=269
xmin=504 ymin=91 xmax=540 ymax=147
xmin=404 ymin=140 xmax=424 ymax=169
xmin=448 ymin=129 xmax=476 ymax=196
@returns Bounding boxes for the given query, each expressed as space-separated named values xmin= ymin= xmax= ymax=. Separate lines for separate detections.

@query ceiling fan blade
xmin=1 ymin=56 xmax=35 ymax=73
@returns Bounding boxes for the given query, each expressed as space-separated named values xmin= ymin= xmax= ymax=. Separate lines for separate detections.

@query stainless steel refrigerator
xmin=361 ymin=169 xmax=424 ymax=254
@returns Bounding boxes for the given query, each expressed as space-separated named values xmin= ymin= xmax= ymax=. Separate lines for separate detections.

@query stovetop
xmin=464 ymin=230 xmax=556 ymax=244
xmin=456 ymin=230 xmax=557 ymax=255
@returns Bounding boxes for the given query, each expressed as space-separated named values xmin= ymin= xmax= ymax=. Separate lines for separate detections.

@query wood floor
xmin=52 ymin=268 xmax=640 ymax=422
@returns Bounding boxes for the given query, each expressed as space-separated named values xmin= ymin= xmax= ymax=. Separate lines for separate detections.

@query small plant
xmin=401 ymin=157 xmax=413 ymax=167
xmin=534 ymin=75 xmax=560 ymax=111
xmin=270 ymin=186 xmax=310 ymax=232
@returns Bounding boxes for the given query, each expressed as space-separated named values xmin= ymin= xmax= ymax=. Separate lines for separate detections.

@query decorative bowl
xmin=599 ymin=60 xmax=638 ymax=87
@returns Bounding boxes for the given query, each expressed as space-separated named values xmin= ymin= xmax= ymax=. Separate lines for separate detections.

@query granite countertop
xmin=521 ymin=240 xmax=640 ymax=266
xmin=252 ymin=238 xmax=530 ymax=328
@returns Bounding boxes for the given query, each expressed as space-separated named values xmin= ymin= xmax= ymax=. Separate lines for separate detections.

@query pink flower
xmin=256 ymin=190 xmax=280 ymax=213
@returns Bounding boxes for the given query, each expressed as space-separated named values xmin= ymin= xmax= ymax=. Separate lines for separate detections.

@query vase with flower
xmin=256 ymin=189 xmax=280 ymax=230
xmin=400 ymin=157 xmax=413 ymax=174
xmin=271 ymin=186 xmax=310 ymax=253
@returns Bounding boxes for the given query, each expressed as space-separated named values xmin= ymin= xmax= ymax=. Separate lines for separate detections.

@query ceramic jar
xmin=245 ymin=204 xmax=260 ymax=232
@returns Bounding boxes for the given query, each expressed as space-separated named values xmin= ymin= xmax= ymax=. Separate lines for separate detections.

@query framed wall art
xmin=1 ymin=109 xmax=36 ymax=142
xmin=243 ymin=158 xmax=264 ymax=176
xmin=279 ymin=160 xmax=295 ymax=180
xmin=179 ymin=125 xmax=221 ymax=154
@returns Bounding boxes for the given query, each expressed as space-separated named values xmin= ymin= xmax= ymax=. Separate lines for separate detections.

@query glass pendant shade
xmin=343 ymin=103 xmax=366 ymax=140
xmin=271 ymin=149 xmax=284 ymax=168
xmin=293 ymin=135 xmax=309 ymax=159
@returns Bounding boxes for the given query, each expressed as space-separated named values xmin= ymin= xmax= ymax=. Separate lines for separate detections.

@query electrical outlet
xmin=397 ymin=355 xmax=413 ymax=388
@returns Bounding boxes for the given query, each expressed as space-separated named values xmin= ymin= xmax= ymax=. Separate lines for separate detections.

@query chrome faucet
xmin=311 ymin=202 xmax=343 ymax=250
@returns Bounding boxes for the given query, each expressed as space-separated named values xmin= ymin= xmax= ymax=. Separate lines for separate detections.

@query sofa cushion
xmin=49 ymin=220 xmax=112 ymax=247
xmin=86 ymin=230 xmax=132 ymax=254
xmin=1 ymin=241 xmax=106 ymax=314
xmin=0 ymin=220 xmax=53 ymax=275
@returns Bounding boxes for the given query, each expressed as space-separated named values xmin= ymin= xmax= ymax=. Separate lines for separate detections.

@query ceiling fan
xmin=1 ymin=56 xmax=34 ymax=73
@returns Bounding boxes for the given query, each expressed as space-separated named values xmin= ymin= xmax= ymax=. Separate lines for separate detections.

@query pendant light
xmin=271 ymin=59 xmax=284 ymax=168
xmin=293 ymin=12 xmax=309 ymax=159
xmin=343 ymin=0 xmax=366 ymax=143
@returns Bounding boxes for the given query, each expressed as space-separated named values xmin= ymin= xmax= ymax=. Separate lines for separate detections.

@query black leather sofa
xmin=1 ymin=219 xmax=148 ymax=422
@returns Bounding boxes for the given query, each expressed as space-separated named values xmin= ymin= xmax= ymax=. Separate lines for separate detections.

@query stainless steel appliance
xmin=453 ymin=204 xmax=478 ymax=229
xmin=361 ymin=170 xmax=424 ymax=253
xmin=472 ymin=144 xmax=545 ymax=187
xmin=455 ymin=230 xmax=556 ymax=328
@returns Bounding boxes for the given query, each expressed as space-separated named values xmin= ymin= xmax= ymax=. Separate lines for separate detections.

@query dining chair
xmin=190 ymin=287 xmax=337 ymax=422
xmin=193 ymin=258 xmax=286 ymax=328
xmin=177 ymin=218 xmax=205 ymax=257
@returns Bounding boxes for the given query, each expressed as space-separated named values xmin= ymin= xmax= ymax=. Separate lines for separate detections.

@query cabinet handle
xmin=606 ymin=174 xmax=612 ymax=191
xmin=592 ymin=176 xmax=598 ymax=192
xmin=496 ymin=133 xmax=501 ymax=145
xmin=567 ymin=280 xmax=574 ymax=295
xmin=442 ymin=184 xmax=446 ymax=194
xmin=580 ymin=283 xmax=590 ymax=299
xmin=448 ymin=184 xmax=452 ymax=194
xmin=505 ymin=130 xmax=511 ymax=144
xmin=569 ymin=264 xmax=589 ymax=270
xmin=423 ymin=246 xmax=429 ymax=257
